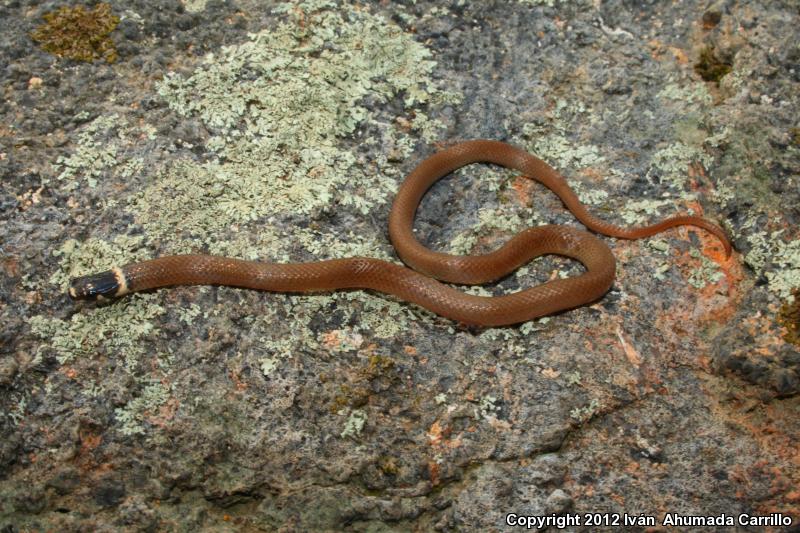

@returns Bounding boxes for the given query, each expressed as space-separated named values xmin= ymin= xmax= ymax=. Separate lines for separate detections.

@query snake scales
xmin=69 ymin=140 xmax=731 ymax=326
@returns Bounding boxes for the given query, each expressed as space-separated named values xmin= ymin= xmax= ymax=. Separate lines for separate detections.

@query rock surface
xmin=1 ymin=0 xmax=798 ymax=531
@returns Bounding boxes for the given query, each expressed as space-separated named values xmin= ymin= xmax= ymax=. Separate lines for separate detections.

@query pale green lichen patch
xmin=525 ymin=131 xmax=606 ymax=172
xmin=568 ymin=179 xmax=609 ymax=206
xmin=646 ymin=142 xmax=713 ymax=191
xmin=746 ymin=232 xmax=800 ymax=303
xmin=182 ymin=0 xmax=207 ymax=13
xmin=686 ymin=249 xmax=725 ymax=289
xmin=29 ymin=294 xmax=165 ymax=365
xmin=48 ymin=235 xmax=149 ymax=289
xmin=42 ymin=0 xmax=454 ymax=368
xmin=340 ymin=408 xmax=367 ymax=439
xmin=448 ymin=207 xmax=541 ymax=255
xmin=657 ymin=82 xmax=713 ymax=107
xmin=570 ymin=397 xmax=601 ymax=423
xmin=55 ymin=114 xmax=148 ymax=190
xmin=114 ymin=380 xmax=171 ymax=436
xmin=619 ymin=198 xmax=676 ymax=226
xmin=56 ymin=115 xmax=119 ymax=189
xmin=132 ymin=0 xmax=444 ymax=260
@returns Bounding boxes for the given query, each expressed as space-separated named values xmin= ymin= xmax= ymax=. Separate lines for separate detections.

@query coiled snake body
xmin=69 ymin=140 xmax=731 ymax=326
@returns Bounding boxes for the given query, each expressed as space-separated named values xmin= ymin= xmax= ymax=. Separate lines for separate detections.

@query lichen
xmin=48 ymin=235 xmax=149 ymax=290
xmin=55 ymin=114 xmax=120 ymax=189
xmin=476 ymin=395 xmax=500 ymax=420
xmin=133 ymin=0 xmax=443 ymax=260
xmin=570 ymin=398 xmax=600 ymax=423
xmin=745 ymin=231 xmax=800 ymax=303
xmin=525 ymin=132 xmax=605 ymax=172
xmin=43 ymin=0 xmax=454 ymax=374
xmin=568 ymin=180 xmax=609 ymax=206
xmin=657 ymin=82 xmax=713 ymax=106
xmin=646 ymin=142 xmax=713 ymax=191
xmin=31 ymin=3 xmax=120 ymax=63
xmin=619 ymin=199 xmax=676 ymax=226
xmin=765 ymin=239 xmax=800 ymax=303
xmin=686 ymin=248 xmax=725 ymax=289
xmin=114 ymin=381 xmax=171 ymax=436
xmin=29 ymin=295 xmax=165 ymax=365
xmin=340 ymin=408 xmax=367 ymax=439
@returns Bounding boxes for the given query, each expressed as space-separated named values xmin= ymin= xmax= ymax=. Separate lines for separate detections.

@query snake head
xmin=68 ymin=269 xmax=125 ymax=301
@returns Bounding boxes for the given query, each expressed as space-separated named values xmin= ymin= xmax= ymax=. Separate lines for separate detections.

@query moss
xmin=694 ymin=46 xmax=732 ymax=83
xmin=377 ymin=456 xmax=400 ymax=476
xmin=778 ymin=290 xmax=800 ymax=346
xmin=790 ymin=127 xmax=800 ymax=148
xmin=329 ymin=353 xmax=398 ymax=413
xmin=31 ymin=3 xmax=120 ymax=63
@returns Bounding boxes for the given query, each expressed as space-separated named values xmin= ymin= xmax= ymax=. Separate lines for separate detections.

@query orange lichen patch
xmin=149 ymin=398 xmax=180 ymax=429
xmin=706 ymin=379 xmax=800 ymax=518
xmin=403 ymin=345 xmax=417 ymax=355
xmin=79 ymin=428 xmax=102 ymax=452
xmin=427 ymin=420 xmax=444 ymax=446
xmin=428 ymin=461 xmax=440 ymax=486
xmin=669 ymin=46 xmax=689 ymax=64
xmin=669 ymin=239 xmax=742 ymax=325
xmin=511 ymin=175 xmax=534 ymax=205
xmin=541 ymin=367 xmax=560 ymax=379
xmin=60 ymin=366 xmax=78 ymax=379
xmin=228 ymin=368 xmax=248 ymax=392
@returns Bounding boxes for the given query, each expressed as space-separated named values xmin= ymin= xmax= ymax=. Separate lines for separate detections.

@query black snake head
xmin=68 ymin=269 xmax=124 ymax=301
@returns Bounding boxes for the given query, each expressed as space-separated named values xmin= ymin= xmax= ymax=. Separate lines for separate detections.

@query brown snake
xmin=69 ymin=140 xmax=731 ymax=326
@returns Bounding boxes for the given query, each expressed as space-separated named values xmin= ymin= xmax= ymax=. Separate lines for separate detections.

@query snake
xmin=69 ymin=140 xmax=731 ymax=326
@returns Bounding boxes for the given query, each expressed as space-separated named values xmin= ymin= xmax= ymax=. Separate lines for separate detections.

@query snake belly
xmin=69 ymin=140 xmax=731 ymax=327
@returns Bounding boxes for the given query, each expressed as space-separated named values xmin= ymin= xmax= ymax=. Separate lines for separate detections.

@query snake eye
xmin=69 ymin=270 xmax=120 ymax=300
